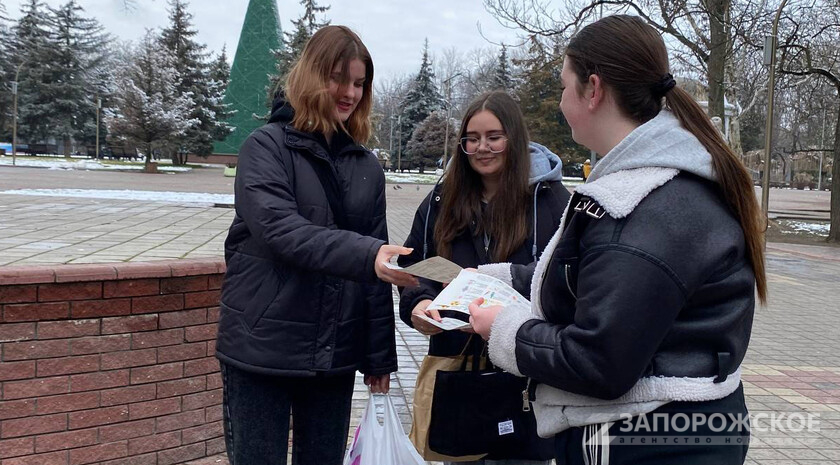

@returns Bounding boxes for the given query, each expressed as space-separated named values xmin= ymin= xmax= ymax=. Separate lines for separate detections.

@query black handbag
xmin=427 ymin=344 xmax=554 ymax=460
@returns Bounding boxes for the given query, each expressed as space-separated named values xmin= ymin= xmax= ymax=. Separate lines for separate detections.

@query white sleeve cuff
xmin=488 ymin=306 xmax=533 ymax=377
xmin=477 ymin=262 xmax=513 ymax=286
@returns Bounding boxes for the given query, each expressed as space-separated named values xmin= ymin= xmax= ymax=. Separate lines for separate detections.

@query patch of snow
xmin=779 ymin=220 xmax=830 ymax=236
xmin=0 ymin=188 xmax=234 ymax=205
xmin=384 ymin=172 xmax=441 ymax=184
xmin=383 ymin=171 xmax=584 ymax=187
xmin=0 ymin=156 xmax=191 ymax=172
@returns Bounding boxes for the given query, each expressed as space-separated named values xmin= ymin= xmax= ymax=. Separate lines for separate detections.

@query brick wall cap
xmin=0 ymin=259 xmax=226 ymax=286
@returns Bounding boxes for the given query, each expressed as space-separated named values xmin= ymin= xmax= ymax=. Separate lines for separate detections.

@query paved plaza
xmin=1 ymin=164 xmax=840 ymax=464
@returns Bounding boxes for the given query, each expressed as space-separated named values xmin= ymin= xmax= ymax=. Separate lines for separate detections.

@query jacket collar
xmin=269 ymin=93 xmax=367 ymax=162
xmin=283 ymin=125 xmax=365 ymax=161
xmin=576 ymin=167 xmax=679 ymax=219
xmin=575 ymin=110 xmax=715 ymax=219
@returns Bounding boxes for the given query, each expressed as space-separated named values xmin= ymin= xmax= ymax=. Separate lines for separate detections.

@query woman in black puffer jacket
xmin=216 ymin=26 xmax=416 ymax=465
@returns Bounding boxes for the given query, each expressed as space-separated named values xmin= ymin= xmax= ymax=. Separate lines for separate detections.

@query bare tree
xmin=372 ymin=74 xmax=411 ymax=156
xmin=484 ymin=0 xmax=774 ymax=124
xmin=777 ymin=0 xmax=840 ymax=241
xmin=456 ymin=47 xmax=498 ymax=112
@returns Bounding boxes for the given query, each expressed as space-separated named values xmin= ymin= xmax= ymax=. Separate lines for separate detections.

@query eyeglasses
xmin=460 ymin=135 xmax=508 ymax=155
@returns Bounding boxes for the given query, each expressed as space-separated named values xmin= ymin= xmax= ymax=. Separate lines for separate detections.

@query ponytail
xmin=666 ymin=87 xmax=767 ymax=304
xmin=566 ymin=15 xmax=767 ymax=304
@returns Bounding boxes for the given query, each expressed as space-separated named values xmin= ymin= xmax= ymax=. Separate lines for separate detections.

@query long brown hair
xmin=435 ymin=91 xmax=531 ymax=262
xmin=566 ymin=15 xmax=766 ymax=304
xmin=284 ymin=25 xmax=373 ymax=143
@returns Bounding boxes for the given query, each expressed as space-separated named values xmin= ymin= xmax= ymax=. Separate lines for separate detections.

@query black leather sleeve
xmin=515 ymin=245 xmax=687 ymax=399
xmin=510 ymin=262 xmax=537 ymax=297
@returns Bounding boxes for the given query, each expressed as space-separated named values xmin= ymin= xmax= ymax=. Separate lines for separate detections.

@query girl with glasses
xmin=398 ymin=90 xmax=571 ymax=465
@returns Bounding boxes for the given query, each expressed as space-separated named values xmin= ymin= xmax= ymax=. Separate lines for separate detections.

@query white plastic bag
xmin=343 ymin=394 xmax=426 ymax=465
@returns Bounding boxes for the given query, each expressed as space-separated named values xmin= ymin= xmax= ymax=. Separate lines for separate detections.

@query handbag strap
xmin=457 ymin=337 xmax=495 ymax=372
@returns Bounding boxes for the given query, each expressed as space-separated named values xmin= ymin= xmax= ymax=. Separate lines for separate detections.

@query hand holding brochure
xmin=383 ymin=256 xmax=463 ymax=284
xmin=421 ymin=269 xmax=531 ymax=331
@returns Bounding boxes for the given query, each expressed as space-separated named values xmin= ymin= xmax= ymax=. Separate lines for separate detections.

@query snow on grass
xmin=0 ymin=188 xmax=233 ymax=205
xmin=384 ymin=172 xmax=442 ymax=184
xmin=779 ymin=220 xmax=830 ymax=236
xmin=0 ymin=156 xmax=192 ymax=172
xmin=384 ymin=171 xmax=585 ymax=187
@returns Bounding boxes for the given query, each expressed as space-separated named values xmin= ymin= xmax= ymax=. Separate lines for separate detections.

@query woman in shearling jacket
xmin=216 ymin=26 xmax=416 ymax=465
xmin=470 ymin=16 xmax=766 ymax=465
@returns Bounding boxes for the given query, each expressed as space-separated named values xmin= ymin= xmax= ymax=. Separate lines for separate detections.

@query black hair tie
xmin=652 ymin=73 xmax=676 ymax=98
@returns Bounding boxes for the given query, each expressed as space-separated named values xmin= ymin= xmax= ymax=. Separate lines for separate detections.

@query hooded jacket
xmin=479 ymin=111 xmax=755 ymax=437
xmin=398 ymin=143 xmax=571 ymax=356
xmin=215 ymin=96 xmax=397 ymax=377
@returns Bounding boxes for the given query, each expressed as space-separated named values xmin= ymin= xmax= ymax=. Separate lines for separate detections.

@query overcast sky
xmin=3 ymin=0 xmax=527 ymax=81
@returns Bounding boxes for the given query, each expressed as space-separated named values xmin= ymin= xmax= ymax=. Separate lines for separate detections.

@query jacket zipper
xmin=522 ymin=378 xmax=532 ymax=412
xmin=565 ymin=264 xmax=577 ymax=300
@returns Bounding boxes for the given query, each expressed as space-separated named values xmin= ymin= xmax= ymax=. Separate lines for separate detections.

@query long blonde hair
xmin=284 ymin=25 xmax=373 ymax=143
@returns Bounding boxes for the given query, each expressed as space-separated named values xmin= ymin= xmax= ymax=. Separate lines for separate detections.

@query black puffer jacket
xmin=215 ymin=98 xmax=397 ymax=377
xmin=398 ymin=178 xmax=569 ymax=356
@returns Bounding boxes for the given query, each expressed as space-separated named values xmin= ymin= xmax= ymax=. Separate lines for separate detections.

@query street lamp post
xmin=819 ymin=106 xmax=827 ymax=191
xmin=12 ymin=61 xmax=26 ymax=167
xmin=96 ymin=98 xmax=102 ymax=159
xmin=388 ymin=108 xmax=394 ymax=156
xmin=397 ymin=114 xmax=402 ymax=172
xmin=761 ymin=0 xmax=790 ymax=219
xmin=11 ymin=80 xmax=18 ymax=166
xmin=441 ymin=72 xmax=462 ymax=170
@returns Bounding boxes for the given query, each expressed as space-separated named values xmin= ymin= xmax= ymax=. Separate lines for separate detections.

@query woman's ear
xmin=587 ymin=74 xmax=605 ymax=111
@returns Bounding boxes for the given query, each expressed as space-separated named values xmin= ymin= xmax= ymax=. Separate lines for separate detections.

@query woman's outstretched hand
xmin=468 ymin=297 xmax=504 ymax=340
xmin=374 ymin=245 xmax=419 ymax=287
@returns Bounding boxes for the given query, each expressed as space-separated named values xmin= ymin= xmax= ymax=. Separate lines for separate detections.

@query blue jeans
xmin=221 ymin=362 xmax=355 ymax=465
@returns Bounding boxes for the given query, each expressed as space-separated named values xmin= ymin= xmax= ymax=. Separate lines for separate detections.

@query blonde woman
xmin=215 ymin=26 xmax=416 ymax=465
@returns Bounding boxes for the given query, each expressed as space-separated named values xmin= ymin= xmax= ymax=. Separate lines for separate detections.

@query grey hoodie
xmin=587 ymin=110 xmax=715 ymax=184
xmin=529 ymin=142 xmax=565 ymax=184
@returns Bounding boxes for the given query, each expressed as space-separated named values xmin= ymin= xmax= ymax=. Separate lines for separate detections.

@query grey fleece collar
xmin=587 ymin=110 xmax=715 ymax=184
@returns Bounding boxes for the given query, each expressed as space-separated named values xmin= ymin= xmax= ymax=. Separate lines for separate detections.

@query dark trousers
xmin=221 ymin=362 xmax=356 ymax=465
xmin=555 ymin=384 xmax=751 ymax=465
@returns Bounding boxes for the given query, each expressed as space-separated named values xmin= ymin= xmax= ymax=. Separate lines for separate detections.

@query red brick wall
xmin=200 ymin=154 xmax=238 ymax=166
xmin=0 ymin=259 xmax=226 ymax=465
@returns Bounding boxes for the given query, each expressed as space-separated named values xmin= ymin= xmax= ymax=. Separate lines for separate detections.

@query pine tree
xmin=405 ymin=111 xmax=456 ymax=173
xmin=48 ymin=0 xmax=112 ymax=155
xmin=399 ymin=39 xmax=444 ymax=169
xmin=492 ymin=44 xmax=513 ymax=91
xmin=266 ymin=0 xmax=330 ymax=105
xmin=105 ymin=31 xmax=197 ymax=169
xmin=10 ymin=0 xmax=54 ymax=144
xmin=160 ymin=0 xmax=226 ymax=163
xmin=514 ymin=37 xmax=586 ymax=164
xmin=0 ymin=0 xmax=12 ymax=141
xmin=206 ymin=46 xmax=234 ymax=145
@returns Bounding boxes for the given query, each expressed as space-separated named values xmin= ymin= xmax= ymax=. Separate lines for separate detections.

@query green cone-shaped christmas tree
xmin=213 ymin=0 xmax=282 ymax=155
